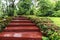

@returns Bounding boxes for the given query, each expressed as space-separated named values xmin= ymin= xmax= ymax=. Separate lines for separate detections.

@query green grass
xmin=49 ymin=17 xmax=60 ymax=27
xmin=39 ymin=17 xmax=60 ymax=27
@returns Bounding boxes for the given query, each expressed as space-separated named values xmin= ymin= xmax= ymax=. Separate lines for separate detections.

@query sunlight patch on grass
xmin=49 ymin=17 xmax=60 ymax=27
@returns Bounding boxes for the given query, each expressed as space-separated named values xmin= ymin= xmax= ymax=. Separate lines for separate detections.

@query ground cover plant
xmin=0 ymin=16 xmax=12 ymax=32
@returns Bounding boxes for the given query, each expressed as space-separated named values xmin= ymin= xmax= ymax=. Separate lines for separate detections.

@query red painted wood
xmin=4 ymin=27 xmax=39 ymax=32
xmin=8 ymin=23 xmax=36 ymax=26
xmin=7 ymin=25 xmax=36 ymax=27
xmin=6 ymin=25 xmax=37 ymax=27
xmin=0 ymin=16 xmax=42 ymax=40
xmin=0 ymin=32 xmax=42 ymax=40
xmin=11 ymin=20 xmax=32 ymax=23
xmin=13 ymin=18 xmax=28 ymax=20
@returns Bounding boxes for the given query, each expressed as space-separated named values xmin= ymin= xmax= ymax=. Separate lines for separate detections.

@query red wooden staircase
xmin=0 ymin=16 xmax=42 ymax=40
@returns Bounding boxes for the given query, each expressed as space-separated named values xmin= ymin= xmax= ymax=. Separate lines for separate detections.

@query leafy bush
xmin=42 ymin=36 xmax=49 ymax=40
xmin=52 ymin=10 xmax=60 ymax=17
xmin=50 ymin=32 xmax=60 ymax=40
xmin=0 ymin=16 xmax=12 ymax=32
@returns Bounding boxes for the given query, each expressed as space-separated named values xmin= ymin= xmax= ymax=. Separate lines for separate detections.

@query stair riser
xmin=13 ymin=18 xmax=28 ymax=20
xmin=9 ymin=23 xmax=35 ymax=25
xmin=11 ymin=20 xmax=31 ymax=21
xmin=7 ymin=26 xmax=36 ymax=27
xmin=8 ymin=23 xmax=36 ymax=26
xmin=4 ymin=30 xmax=40 ymax=32
xmin=13 ymin=17 xmax=27 ymax=18
xmin=0 ymin=37 xmax=42 ymax=40
xmin=11 ymin=21 xmax=32 ymax=23
xmin=8 ymin=25 xmax=36 ymax=26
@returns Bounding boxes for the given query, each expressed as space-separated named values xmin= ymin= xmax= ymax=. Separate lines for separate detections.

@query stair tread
xmin=5 ymin=27 xmax=39 ymax=30
xmin=11 ymin=20 xmax=32 ymax=23
xmin=7 ymin=26 xmax=37 ymax=27
xmin=0 ymin=32 xmax=42 ymax=38
xmin=9 ymin=23 xmax=35 ymax=25
xmin=13 ymin=18 xmax=28 ymax=20
xmin=12 ymin=20 xmax=31 ymax=21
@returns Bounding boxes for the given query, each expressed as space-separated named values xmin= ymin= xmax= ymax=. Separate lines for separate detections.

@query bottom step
xmin=0 ymin=38 xmax=42 ymax=40
xmin=0 ymin=32 xmax=42 ymax=40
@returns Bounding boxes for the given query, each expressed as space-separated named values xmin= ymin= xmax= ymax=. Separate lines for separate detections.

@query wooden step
xmin=8 ymin=23 xmax=36 ymax=26
xmin=7 ymin=25 xmax=36 ymax=27
xmin=0 ymin=32 xmax=42 ymax=40
xmin=7 ymin=25 xmax=37 ymax=27
xmin=4 ymin=27 xmax=39 ymax=32
xmin=13 ymin=18 xmax=28 ymax=20
xmin=11 ymin=20 xmax=32 ymax=23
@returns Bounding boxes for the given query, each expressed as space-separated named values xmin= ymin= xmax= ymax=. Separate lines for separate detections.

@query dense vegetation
xmin=0 ymin=0 xmax=60 ymax=17
xmin=0 ymin=0 xmax=60 ymax=40
xmin=25 ymin=15 xmax=60 ymax=40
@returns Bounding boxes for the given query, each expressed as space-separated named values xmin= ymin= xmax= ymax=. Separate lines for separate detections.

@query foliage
xmin=26 ymin=15 xmax=60 ymax=40
xmin=50 ymin=32 xmax=60 ymax=40
xmin=18 ymin=0 xmax=32 ymax=15
xmin=0 ymin=0 xmax=60 ymax=17
xmin=42 ymin=36 xmax=49 ymax=40
xmin=52 ymin=10 xmax=60 ymax=17
xmin=6 ymin=7 xmax=14 ymax=16
xmin=54 ymin=1 xmax=60 ymax=11
xmin=37 ymin=0 xmax=56 ymax=16
xmin=0 ymin=16 xmax=12 ymax=32
xmin=36 ymin=10 xmax=42 ymax=16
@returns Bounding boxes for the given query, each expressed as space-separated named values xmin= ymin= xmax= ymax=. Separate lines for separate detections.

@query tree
xmin=4 ymin=0 xmax=15 ymax=16
xmin=38 ymin=0 xmax=56 ymax=16
xmin=0 ymin=0 xmax=4 ymax=17
xmin=18 ymin=0 xmax=32 ymax=15
xmin=54 ymin=1 xmax=60 ymax=11
xmin=52 ymin=10 xmax=60 ymax=17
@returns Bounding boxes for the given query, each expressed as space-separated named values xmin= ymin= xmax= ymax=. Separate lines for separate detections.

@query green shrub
xmin=0 ymin=16 xmax=12 ymax=32
xmin=0 ymin=23 xmax=6 ymax=32
xmin=50 ymin=32 xmax=60 ymax=40
xmin=42 ymin=36 xmax=49 ymax=40
xmin=52 ymin=10 xmax=60 ymax=17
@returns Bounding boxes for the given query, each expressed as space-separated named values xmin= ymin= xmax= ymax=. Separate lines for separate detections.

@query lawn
xmin=49 ymin=17 xmax=60 ymax=27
